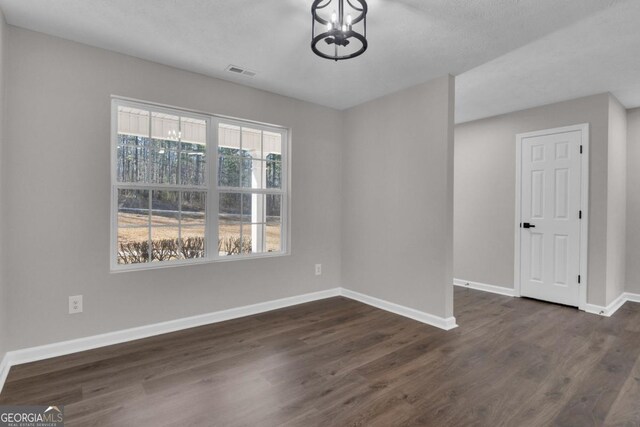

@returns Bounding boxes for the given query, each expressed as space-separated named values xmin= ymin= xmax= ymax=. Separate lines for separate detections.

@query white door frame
xmin=514 ymin=124 xmax=589 ymax=310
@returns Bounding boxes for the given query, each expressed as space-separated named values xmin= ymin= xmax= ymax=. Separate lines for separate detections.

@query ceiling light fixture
xmin=311 ymin=0 xmax=368 ymax=61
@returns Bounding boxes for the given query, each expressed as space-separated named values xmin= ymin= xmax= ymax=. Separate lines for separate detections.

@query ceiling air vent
xmin=225 ymin=65 xmax=257 ymax=78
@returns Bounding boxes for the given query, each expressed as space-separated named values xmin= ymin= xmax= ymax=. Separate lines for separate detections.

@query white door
xmin=519 ymin=129 xmax=583 ymax=306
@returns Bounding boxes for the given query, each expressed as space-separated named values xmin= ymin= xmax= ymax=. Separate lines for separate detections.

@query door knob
xmin=521 ymin=222 xmax=536 ymax=228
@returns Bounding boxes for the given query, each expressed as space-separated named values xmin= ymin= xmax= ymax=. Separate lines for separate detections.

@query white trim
xmin=0 ymin=287 xmax=456 ymax=394
xmin=453 ymin=278 xmax=516 ymax=297
xmin=625 ymin=292 xmax=640 ymax=303
xmin=607 ymin=293 xmax=628 ymax=315
xmin=341 ymin=288 xmax=458 ymax=330
xmin=578 ymin=125 xmax=590 ymax=311
xmin=6 ymin=288 xmax=341 ymax=367
xmin=514 ymin=123 xmax=589 ymax=310
xmin=4 ymin=285 xmax=633 ymax=394
xmin=0 ymin=288 xmax=339 ymax=394
xmin=110 ymin=97 xmax=291 ymax=273
xmin=0 ymin=353 xmax=10 ymax=395
xmin=453 ymin=278 xmax=640 ymax=318
xmin=110 ymin=250 xmax=292 ymax=274
xmin=584 ymin=292 xmax=629 ymax=317
xmin=111 ymin=95 xmax=289 ymax=132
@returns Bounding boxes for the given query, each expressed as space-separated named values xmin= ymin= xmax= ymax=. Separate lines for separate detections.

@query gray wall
xmin=0 ymin=10 xmax=6 ymax=359
xmin=626 ymin=108 xmax=640 ymax=294
xmin=454 ymin=94 xmax=612 ymax=306
xmin=342 ymin=75 xmax=455 ymax=319
xmin=3 ymin=27 xmax=344 ymax=350
xmin=606 ymin=97 xmax=627 ymax=303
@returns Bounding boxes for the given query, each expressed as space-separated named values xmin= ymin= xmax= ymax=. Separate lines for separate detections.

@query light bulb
xmin=331 ymin=11 xmax=337 ymax=23
xmin=346 ymin=14 xmax=352 ymax=25
xmin=342 ymin=24 xmax=347 ymax=31
xmin=327 ymin=22 xmax=332 ymax=31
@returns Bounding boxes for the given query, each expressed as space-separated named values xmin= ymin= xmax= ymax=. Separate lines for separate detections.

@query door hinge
xmin=578 ymin=275 xmax=581 ymax=284
xmin=579 ymin=210 xmax=582 ymax=219
xmin=580 ymin=145 xmax=583 ymax=154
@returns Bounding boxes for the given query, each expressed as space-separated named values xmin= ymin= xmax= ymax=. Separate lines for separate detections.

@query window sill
xmin=110 ymin=251 xmax=290 ymax=273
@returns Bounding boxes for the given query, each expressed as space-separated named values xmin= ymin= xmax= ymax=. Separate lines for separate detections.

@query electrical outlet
xmin=69 ymin=295 xmax=83 ymax=314
xmin=315 ymin=264 xmax=322 ymax=276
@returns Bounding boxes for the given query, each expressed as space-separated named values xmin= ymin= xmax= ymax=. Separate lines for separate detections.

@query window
xmin=111 ymin=99 xmax=288 ymax=270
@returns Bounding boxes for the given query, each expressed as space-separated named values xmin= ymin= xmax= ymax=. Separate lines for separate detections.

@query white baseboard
xmin=453 ymin=278 xmax=517 ymax=297
xmin=584 ymin=292 xmax=640 ymax=317
xmin=0 ymin=288 xmax=340 ymax=394
xmin=626 ymin=292 xmax=640 ymax=303
xmin=0 ymin=286 xmax=456 ymax=394
xmin=341 ymin=288 xmax=458 ymax=331
xmin=7 ymin=288 xmax=343 ymax=367
xmin=453 ymin=279 xmax=640 ymax=318
xmin=0 ymin=353 xmax=10 ymax=394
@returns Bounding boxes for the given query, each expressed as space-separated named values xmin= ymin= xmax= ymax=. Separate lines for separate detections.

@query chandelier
xmin=311 ymin=0 xmax=368 ymax=61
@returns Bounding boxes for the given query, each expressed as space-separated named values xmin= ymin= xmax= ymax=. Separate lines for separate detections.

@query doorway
xmin=514 ymin=124 xmax=589 ymax=308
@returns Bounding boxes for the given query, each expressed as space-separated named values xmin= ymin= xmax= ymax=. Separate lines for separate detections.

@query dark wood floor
xmin=1 ymin=288 xmax=640 ymax=426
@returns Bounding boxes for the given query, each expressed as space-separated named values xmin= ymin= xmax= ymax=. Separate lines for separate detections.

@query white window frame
xmin=110 ymin=97 xmax=290 ymax=272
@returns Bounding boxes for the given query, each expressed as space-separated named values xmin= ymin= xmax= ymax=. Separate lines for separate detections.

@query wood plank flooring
xmin=1 ymin=288 xmax=640 ymax=426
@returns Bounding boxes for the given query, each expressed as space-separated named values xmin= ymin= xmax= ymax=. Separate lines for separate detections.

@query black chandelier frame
xmin=311 ymin=0 xmax=368 ymax=61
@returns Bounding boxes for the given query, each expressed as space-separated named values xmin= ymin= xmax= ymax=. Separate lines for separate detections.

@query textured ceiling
xmin=0 ymin=0 xmax=630 ymax=114
xmin=456 ymin=0 xmax=640 ymax=123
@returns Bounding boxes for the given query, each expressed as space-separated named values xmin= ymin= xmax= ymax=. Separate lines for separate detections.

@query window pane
xmin=266 ymin=153 xmax=281 ymax=162
xmin=117 ymin=227 xmax=149 ymax=264
xmin=117 ymin=189 xmax=149 ymax=264
xmin=266 ymin=194 xmax=282 ymax=252
xmin=242 ymin=159 xmax=264 ymax=189
xmin=118 ymin=107 xmax=149 ymax=138
xmin=242 ymin=127 xmax=261 ymax=158
xmin=218 ymin=192 xmax=268 ymax=255
xmin=151 ymin=112 xmax=179 ymax=184
xmin=180 ymin=116 xmax=207 ymax=186
xmin=181 ymin=226 xmax=205 ymax=259
xmin=151 ymin=111 xmax=179 ymax=141
xmin=181 ymin=116 xmax=206 ymax=145
xmin=151 ymin=190 xmax=180 ymax=225
xmin=219 ymin=192 xmax=241 ymax=222
xmin=266 ymin=223 xmax=282 ymax=253
xmin=240 ymin=157 xmax=252 ymax=187
xmin=151 ymin=227 xmax=180 ymax=262
xmin=182 ymin=192 xmax=205 ymax=225
xmin=181 ymin=143 xmax=206 ymax=186
xmin=114 ymin=106 xmax=287 ymax=268
xmin=219 ymin=124 xmax=240 ymax=154
xmin=241 ymin=193 xmax=265 ymax=223
xmin=218 ymin=154 xmax=242 ymax=187
xmin=117 ymin=136 xmax=151 ymax=183
xmin=218 ymin=221 xmax=241 ymax=256
xmin=263 ymin=131 xmax=282 ymax=157
xmin=242 ymin=223 xmax=264 ymax=254
xmin=266 ymin=194 xmax=281 ymax=220
xmin=118 ymin=189 xmax=149 ymax=227
xmin=266 ymin=161 xmax=281 ymax=189
xmin=150 ymin=146 xmax=178 ymax=185
xmin=218 ymin=193 xmax=273 ymax=224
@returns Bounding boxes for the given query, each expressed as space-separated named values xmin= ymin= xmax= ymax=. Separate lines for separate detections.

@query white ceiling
xmin=0 ymin=0 xmax=637 ymax=121
xmin=456 ymin=0 xmax=640 ymax=123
